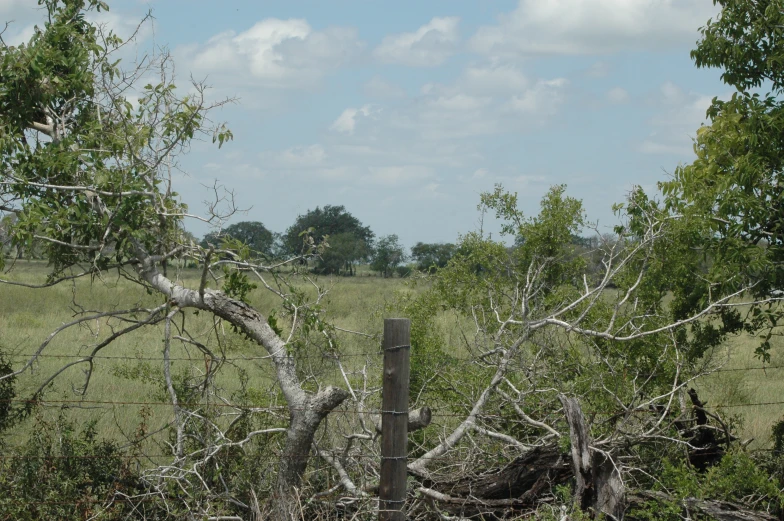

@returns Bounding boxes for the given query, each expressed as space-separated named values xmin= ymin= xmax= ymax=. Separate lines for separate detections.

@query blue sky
xmin=1 ymin=0 xmax=729 ymax=248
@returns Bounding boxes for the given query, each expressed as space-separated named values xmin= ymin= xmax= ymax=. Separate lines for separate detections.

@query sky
xmin=1 ymin=0 xmax=729 ymax=248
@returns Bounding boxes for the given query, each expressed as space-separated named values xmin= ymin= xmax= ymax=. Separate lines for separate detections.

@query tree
xmin=410 ymin=241 xmax=455 ymax=273
xmin=0 ymin=213 xmax=15 ymax=257
xmin=386 ymin=184 xmax=783 ymax=518
xmin=370 ymin=234 xmax=406 ymax=277
xmin=660 ymin=0 xmax=784 ymax=360
xmin=283 ymin=205 xmax=373 ymax=274
xmin=0 ymin=3 xmax=349 ymax=518
xmin=318 ymin=231 xmax=371 ymax=275
xmin=202 ymin=220 xmax=276 ymax=258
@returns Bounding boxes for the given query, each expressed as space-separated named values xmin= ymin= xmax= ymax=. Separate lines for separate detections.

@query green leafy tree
xmin=396 ymin=184 xmax=766 ymax=519
xmin=410 ymin=241 xmax=455 ymax=273
xmin=370 ymin=234 xmax=406 ymax=277
xmin=0 ymin=3 xmax=352 ymax=518
xmin=202 ymin=221 xmax=276 ymax=257
xmin=319 ymin=231 xmax=371 ymax=275
xmin=660 ymin=0 xmax=784 ymax=360
xmin=0 ymin=214 xmax=15 ymax=257
xmin=283 ymin=205 xmax=374 ymax=274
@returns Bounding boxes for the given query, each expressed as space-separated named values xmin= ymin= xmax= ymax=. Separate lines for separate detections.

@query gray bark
xmin=628 ymin=491 xmax=779 ymax=521
xmin=559 ymin=394 xmax=625 ymax=520
xmin=136 ymin=252 xmax=349 ymax=519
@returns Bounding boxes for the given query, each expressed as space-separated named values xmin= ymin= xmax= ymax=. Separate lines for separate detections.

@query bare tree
xmin=390 ymin=187 xmax=782 ymax=519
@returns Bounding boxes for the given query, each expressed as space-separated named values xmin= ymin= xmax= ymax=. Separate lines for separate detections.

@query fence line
xmin=7 ymin=351 xmax=784 ymax=374
xmin=3 ymin=397 xmax=784 ymax=411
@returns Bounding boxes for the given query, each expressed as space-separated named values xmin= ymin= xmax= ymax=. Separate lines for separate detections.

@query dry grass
xmin=695 ymin=332 xmax=784 ymax=448
xmin=0 ymin=261 xmax=407 ymax=450
xmin=1 ymin=260 xmax=782 ymax=450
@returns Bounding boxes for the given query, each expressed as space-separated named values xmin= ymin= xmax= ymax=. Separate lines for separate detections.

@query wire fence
xmin=7 ymin=351 xmax=784 ymax=373
xmin=3 ymin=341 xmax=784 ymax=519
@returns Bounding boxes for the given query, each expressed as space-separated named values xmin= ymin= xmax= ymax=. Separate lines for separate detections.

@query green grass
xmin=0 ymin=261 xmax=409 ymax=453
xmin=696 ymin=332 xmax=784 ymax=448
xmin=1 ymin=260 xmax=782 ymax=452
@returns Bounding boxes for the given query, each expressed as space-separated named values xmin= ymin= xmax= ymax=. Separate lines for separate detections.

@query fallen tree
xmin=2 ymin=2 xmax=784 ymax=520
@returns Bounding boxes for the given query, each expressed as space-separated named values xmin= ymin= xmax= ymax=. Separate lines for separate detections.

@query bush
xmin=395 ymin=265 xmax=412 ymax=278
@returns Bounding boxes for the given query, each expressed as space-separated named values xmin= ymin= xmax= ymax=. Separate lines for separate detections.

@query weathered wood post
xmin=379 ymin=318 xmax=411 ymax=521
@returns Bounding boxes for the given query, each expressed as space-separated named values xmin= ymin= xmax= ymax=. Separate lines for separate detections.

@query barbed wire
xmin=0 ymin=446 xmax=781 ymax=461
xmin=0 ymin=398 xmax=494 ymax=416
xmin=4 ymin=352 xmax=384 ymax=362
xmin=6 ymin=351 xmax=784 ymax=374
xmin=1 ymin=397 xmax=783 ymax=415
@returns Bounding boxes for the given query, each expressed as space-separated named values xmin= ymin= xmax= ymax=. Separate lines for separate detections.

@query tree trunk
xmin=273 ymin=387 xmax=349 ymax=520
xmin=136 ymin=251 xmax=350 ymax=520
xmin=559 ymin=394 xmax=625 ymax=520
xmin=627 ymin=491 xmax=779 ymax=521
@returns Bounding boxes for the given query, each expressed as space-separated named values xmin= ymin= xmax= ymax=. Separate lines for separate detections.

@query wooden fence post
xmin=379 ymin=318 xmax=411 ymax=521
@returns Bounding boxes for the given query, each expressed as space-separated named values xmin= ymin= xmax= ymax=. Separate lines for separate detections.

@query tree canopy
xmin=370 ymin=234 xmax=406 ymax=277
xmin=283 ymin=205 xmax=373 ymax=274
xmin=202 ymin=221 xmax=276 ymax=258
xmin=410 ymin=241 xmax=455 ymax=273
xmin=660 ymin=0 xmax=784 ymax=359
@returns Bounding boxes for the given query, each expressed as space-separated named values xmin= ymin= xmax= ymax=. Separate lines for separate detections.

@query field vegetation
xmin=4 ymin=0 xmax=784 ymax=519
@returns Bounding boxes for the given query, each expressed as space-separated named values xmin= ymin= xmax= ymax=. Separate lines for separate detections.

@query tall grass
xmin=0 ymin=261 xmax=407 ymax=451
xmin=1 ymin=260 xmax=782 ymax=448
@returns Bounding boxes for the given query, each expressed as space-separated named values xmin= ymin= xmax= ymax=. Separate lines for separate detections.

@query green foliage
xmin=283 ymin=205 xmax=374 ymax=274
xmin=0 ymin=0 xmax=229 ymax=276
xmin=318 ymin=231 xmax=371 ymax=275
xmin=628 ymin=451 xmax=784 ymax=520
xmin=410 ymin=242 xmax=455 ymax=273
xmin=0 ymin=348 xmax=16 ymax=431
xmin=0 ymin=414 xmax=134 ymax=521
xmin=201 ymin=221 xmax=276 ymax=258
xmin=394 ymin=264 xmax=412 ymax=278
xmin=660 ymin=0 xmax=784 ymax=360
xmin=370 ymin=234 xmax=406 ymax=278
xmin=221 ymin=266 xmax=257 ymax=303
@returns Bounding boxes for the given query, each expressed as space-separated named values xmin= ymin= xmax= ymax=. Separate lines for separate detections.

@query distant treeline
xmin=0 ymin=206 xmax=616 ymax=279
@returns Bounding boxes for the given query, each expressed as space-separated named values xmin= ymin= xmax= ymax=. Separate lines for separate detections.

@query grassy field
xmin=0 ymin=261 xmax=414 ymax=452
xmin=1 ymin=260 xmax=783 ymax=451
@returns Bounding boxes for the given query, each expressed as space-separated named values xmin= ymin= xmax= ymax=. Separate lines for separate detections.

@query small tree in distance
xmin=202 ymin=221 xmax=276 ymax=258
xmin=371 ymin=234 xmax=406 ymax=277
xmin=411 ymin=241 xmax=455 ymax=273
xmin=283 ymin=205 xmax=374 ymax=274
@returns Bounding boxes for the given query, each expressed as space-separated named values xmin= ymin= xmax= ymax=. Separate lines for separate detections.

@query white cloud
xmin=638 ymin=83 xmax=714 ymax=156
xmin=638 ymin=138 xmax=689 ymax=155
xmin=606 ymin=87 xmax=630 ymax=104
xmin=460 ymin=63 xmax=529 ymax=95
xmin=363 ymin=76 xmax=406 ymax=99
xmin=260 ymin=144 xmax=327 ymax=168
xmin=469 ymin=0 xmax=720 ymax=57
xmin=367 ymin=165 xmax=433 ymax=186
xmin=176 ymin=18 xmax=362 ymax=89
xmin=430 ymin=94 xmax=492 ymax=111
xmin=382 ymin=62 xmax=567 ymax=141
xmin=330 ymin=105 xmax=379 ymax=135
xmin=659 ymin=81 xmax=686 ymax=105
xmin=586 ymin=61 xmax=611 ymax=78
xmin=507 ymin=78 xmax=568 ymax=115
xmin=373 ymin=17 xmax=460 ymax=67
xmin=414 ymin=182 xmax=448 ymax=199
